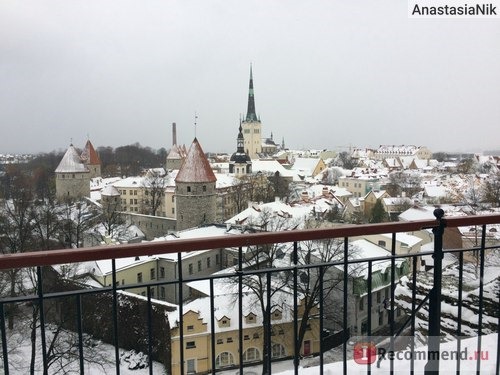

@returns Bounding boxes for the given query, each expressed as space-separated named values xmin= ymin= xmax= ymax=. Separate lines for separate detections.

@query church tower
xmin=174 ymin=138 xmax=217 ymax=231
xmin=229 ymin=120 xmax=252 ymax=176
xmin=241 ymin=65 xmax=262 ymax=159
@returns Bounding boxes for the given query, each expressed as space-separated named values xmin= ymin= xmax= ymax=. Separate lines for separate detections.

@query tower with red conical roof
xmin=81 ymin=139 xmax=101 ymax=179
xmin=174 ymin=138 xmax=217 ymax=231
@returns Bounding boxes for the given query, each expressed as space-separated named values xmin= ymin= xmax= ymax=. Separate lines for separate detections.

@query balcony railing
xmin=1 ymin=212 xmax=499 ymax=374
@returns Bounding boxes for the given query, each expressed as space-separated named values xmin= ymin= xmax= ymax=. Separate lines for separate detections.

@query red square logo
xmin=353 ymin=342 xmax=377 ymax=364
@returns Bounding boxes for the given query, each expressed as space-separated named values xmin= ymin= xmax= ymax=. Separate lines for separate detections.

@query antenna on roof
xmin=70 ymin=137 xmax=73 ymax=145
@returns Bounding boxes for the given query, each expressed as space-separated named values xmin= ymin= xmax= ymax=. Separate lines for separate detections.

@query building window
xmin=359 ymin=297 xmax=364 ymax=311
xmin=134 ymin=190 xmax=137 ymax=195
xmin=253 ymin=332 xmax=259 ymax=339
xmin=150 ymin=268 xmax=155 ymax=280
xmin=215 ymin=352 xmax=234 ymax=368
xmin=226 ymin=337 xmax=233 ymax=343
xmin=187 ymin=186 xmax=191 ymax=193
xmin=378 ymin=240 xmax=386 ymax=247
xmin=197 ymin=260 xmax=202 ymax=272
xmin=160 ymin=287 xmax=166 ymax=299
xmin=137 ymin=272 xmax=142 ymax=283
xmin=172 ymin=208 xmax=175 ymax=214
xmin=129 ymin=190 xmax=133 ymax=195
xmin=171 ymin=195 xmax=175 ymax=202
xmin=130 ymin=199 xmax=133 ymax=204
xmin=134 ymin=199 xmax=137 ymax=204
xmin=186 ymin=359 xmax=196 ymax=374
xmin=188 ymin=264 xmax=193 ymax=275
xmin=187 ymin=325 xmax=194 ymax=331
xmin=244 ymin=335 xmax=250 ymax=340
xmin=243 ymin=348 xmax=260 ymax=362
xmin=160 ymin=267 xmax=165 ymax=279
xmin=207 ymin=257 xmax=211 ymax=268
xmin=186 ymin=341 xmax=196 ymax=349
xmin=216 ymin=254 xmax=220 ymax=265
xmin=377 ymin=291 xmax=381 ymax=303
xmin=217 ymin=339 xmax=223 ymax=344
xmin=150 ymin=288 xmax=155 ymax=298
xmin=271 ymin=343 xmax=285 ymax=358
xmin=203 ymin=185 xmax=206 ymax=192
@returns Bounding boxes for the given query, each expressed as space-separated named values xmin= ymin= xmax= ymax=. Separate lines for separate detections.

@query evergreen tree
xmin=369 ymin=199 xmax=388 ymax=223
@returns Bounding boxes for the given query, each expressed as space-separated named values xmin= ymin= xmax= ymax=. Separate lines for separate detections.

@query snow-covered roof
xmin=169 ymin=279 xmax=297 ymax=333
xmin=55 ymin=145 xmax=89 ymax=173
xmin=102 ymin=185 xmax=120 ymax=196
xmin=250 ymin=159 xmax=294 ymax=177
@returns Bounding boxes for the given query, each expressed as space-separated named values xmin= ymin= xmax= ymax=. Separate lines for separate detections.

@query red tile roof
xmin=81 ymin=140 xmax=101 ymax=165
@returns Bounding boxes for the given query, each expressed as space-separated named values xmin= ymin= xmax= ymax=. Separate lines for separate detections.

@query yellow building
xmin=169 ymin=290 xmax=321 ymax=375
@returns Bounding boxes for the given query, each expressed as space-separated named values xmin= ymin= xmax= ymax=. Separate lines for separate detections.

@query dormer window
xmin=271 ymin=309 xmax=282 ymax=320
xmin=218 ymin=316 xmax=231 ymax=328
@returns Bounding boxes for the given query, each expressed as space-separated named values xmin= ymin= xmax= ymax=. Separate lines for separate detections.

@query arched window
xmin=243 ymin=347 xmax=260 ymax=362
xmin=271 ymin=343 xmax=286 ymax=359
xmin=215 ymin=352 xmax=234 ymax=368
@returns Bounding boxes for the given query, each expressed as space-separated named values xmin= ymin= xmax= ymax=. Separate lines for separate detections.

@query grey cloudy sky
xmin=1 ymin=0 xmax=499 ymax=155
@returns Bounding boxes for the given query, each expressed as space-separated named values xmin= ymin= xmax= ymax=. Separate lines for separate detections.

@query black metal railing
xmin=0 ymin=213 xmax=499 ymax=374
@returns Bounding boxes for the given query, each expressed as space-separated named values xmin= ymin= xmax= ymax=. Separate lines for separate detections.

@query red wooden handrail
xmin=0 ymin=214 xmax=499 ymax=270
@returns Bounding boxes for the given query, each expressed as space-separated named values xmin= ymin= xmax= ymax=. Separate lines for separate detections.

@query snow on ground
xmin=2 ymin=324 xmax=167 ymax=375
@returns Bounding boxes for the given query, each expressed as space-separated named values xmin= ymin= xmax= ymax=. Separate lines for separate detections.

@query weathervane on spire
xmin=194 ymin=112 xmax=198 ymax=138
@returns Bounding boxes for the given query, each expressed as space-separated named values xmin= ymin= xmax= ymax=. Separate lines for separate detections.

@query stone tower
xmin=55 ymin=144 xmax=90 ymax=201
xmin=101 ymin=185 xmax=122 ymax=214
xmin=229 ymin=120 xmax=252 ymax=177
xmin=241 ymin=65 xmax=262 ymax=159
xmin=81 ymin=139 xmax=101 ymax=179
xmin=175 ymin=138 xmax=217 ymax=231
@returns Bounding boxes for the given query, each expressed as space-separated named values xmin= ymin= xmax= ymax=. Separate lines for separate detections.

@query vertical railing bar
xmin=496 ymin=285 xmax=500 ymax=375
xmin=410 ymin=256 xmax=417 ymax=374
xmin=424 ymin=209 xmax=445 ymax=375
xmin=475 ymin=224 xmax=486 ymax=374
xmin=342 ymin=237 xmax=348 ymax=375
xmin=76 ymin=294 xmax=85 ymax=375
xmin=238 ymin=246 xmax=244 ymax=373
xmin=319 ymin=265 xmax=324 ymax=375
xmin=37 ymin=266 xmax=48 ymax=375
xmin=177 ymin=253 xmax=184 ymax=375
xmin=111 ymin=259 xmax=120 ymax=375
xmin=293 ymin=241 xmax=299 ymax=375
xmin=0 ymin=302 xmax=10 ymax=375
xmin=147 ymin=286 xmax=153 ymax=375
xmin=367 ymin=260 xmax=372 ymax=375
xmin=456 ymin=251 xmax=464 ymax=374
xmin=266 ymin=270 xmax=272 ymax=375
xmin=390 ymin=233 xmax=396 ymax=375
xmin=209 ymin=278 xmax=216 ymax=375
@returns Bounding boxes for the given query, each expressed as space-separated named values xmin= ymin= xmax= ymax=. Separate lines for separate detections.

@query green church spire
xmin=245 ymin=64 xmax=258 ymax=122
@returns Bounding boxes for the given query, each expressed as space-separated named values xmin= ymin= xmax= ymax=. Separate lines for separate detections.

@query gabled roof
xmin=55 ymin=144 xmax=89 ymax=173
xmin=175 ymin=138 xmax=217 ymax=183
xmin=81 ymin=140 xmax=101 ymax=165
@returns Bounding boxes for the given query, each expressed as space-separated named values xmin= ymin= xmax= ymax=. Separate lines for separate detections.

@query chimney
xmin=172 ymin=122 xmax=177 ymax=146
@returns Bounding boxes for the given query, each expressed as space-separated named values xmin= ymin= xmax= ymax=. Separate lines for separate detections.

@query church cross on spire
xmin=245 ymin=64 xmax=258 ymax=122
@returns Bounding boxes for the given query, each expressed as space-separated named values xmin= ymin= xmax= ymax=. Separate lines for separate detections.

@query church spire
xmin=245 ymin=64 xmax=258 ymax=122
xmin=237 ymin=120 xmax=245 ymax=153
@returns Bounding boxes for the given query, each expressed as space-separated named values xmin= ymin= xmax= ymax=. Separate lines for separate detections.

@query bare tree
xmin=142 ymin=170 xmax=166 ymax=216
xmin=386 ymin=171 xmax=422 ymax=198
xmin=236 ymin=209 xmax=297 ymax=375
xmin=60 ymin=201 xmax=98 ymax=248
xmin=482 ymin=172 xmax=500 ymax=207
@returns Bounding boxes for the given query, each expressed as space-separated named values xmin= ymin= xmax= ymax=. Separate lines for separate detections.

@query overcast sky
xmin=1 ymin=0 xmax=499 ymax=155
